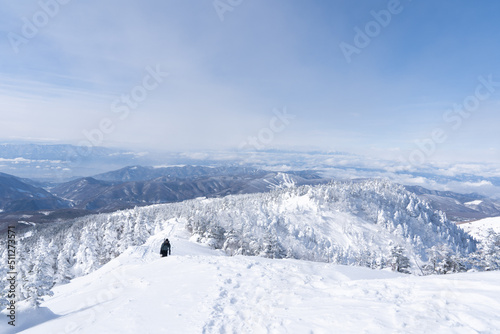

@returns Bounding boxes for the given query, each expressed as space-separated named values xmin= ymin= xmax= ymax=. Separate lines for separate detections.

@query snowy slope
xmin=4 ymin=233 xmax=500 ymax=334
xmin=2 ymin=180 xmax=479 ymax=309
xmin=459 ymin=216 xmax=500 ymax=241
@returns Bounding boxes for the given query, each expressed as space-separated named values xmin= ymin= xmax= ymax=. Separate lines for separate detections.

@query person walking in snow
xmin=160 ymin=238 xmax=171 ymax=257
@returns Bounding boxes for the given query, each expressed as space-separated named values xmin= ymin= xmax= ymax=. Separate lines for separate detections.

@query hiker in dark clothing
xmin=160 ymin=239 xmax=171 ymax=257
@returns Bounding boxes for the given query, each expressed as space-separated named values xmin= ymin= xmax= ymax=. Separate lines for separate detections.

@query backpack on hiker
xmin=160 ymin=238 xmax=171 ymax=257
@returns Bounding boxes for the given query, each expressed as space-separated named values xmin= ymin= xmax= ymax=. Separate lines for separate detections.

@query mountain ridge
xmin=0 ymin=172 xmax=71 ymax=213
xmin=1 ymin=166 xmax=499 ymax=229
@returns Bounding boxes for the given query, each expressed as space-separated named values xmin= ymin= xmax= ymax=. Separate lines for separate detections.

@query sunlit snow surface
xmin=4 ymin=232 xmax=500 ymax=334
xmin=459 ymin=216 xmax=500 ymax=241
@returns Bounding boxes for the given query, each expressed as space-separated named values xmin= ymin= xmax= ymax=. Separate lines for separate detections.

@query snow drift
xmin=2 ymin=230 xmax=499 ymax=334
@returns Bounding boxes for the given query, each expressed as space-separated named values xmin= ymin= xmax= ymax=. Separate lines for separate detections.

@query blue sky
xmin=1 ymin=0 xmax=499 ymax=165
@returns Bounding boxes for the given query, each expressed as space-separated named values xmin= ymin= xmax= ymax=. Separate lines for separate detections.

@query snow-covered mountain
xmin=459 ymin=216 xmax=500 ymax=240
xmin=2 ymin=209 xmax=499 ymax=333
xmin=1 ymin=180 xmax=480 ymax=311
xmin=463 ymin=199 xmax=500 ymax=217
xmin=406 ymin=185 xmax=500 ymax=221
xmin=0 ymin=172 xmax=70 ymax=213
xmin=92 ymin=165 xmax=268 ymax=182
xmin=49 ymin=167 xmax=326 ymax=212
xmin=2 ymin=164 xmax=500 ymax=234
xmin=0 ymin=167 xmax=327 ymax=230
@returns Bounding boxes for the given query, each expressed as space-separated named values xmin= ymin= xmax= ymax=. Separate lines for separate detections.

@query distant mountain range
xmin=93 ymin=165 xmax=266 ymax=182
xmin=0 ymin=166 xmax=326 ymax=228
xmin=0 ymin=172 xmax=71 ymax=213
xmin=54 ymin=166 xmax=325 ymax=210
xmin=1 ymin=165 xmax=499 ymax=231
xmin=405 ymin=186 xmax=500 ymax=221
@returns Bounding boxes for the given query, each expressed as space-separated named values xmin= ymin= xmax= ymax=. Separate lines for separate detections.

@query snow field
xmin=459 ymin=216 xmax=500 ymax=240
xmin=5 ymin=235 xmax=500 ymax=334
xmin=2 ymin=184 xmax=498 ymax=333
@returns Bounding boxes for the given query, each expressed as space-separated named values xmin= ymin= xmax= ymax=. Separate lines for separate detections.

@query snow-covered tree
xmin=74 ymin=227 xmax=100 ymax=276
xmin=23 ymin=237 xmax=55 ymax=307
xmin=390 ymin=245 xmax=410 ymax=274
xmin=262 ymin=232 xmax=286 ymax=259
xmin=423 ymin=244 xmax=465 ymax=275
xmin=0 ymin=248 xmax=10 ymax=308
xmin=470 ymin=229 xmax=500 ymax=271
xmin=204 ymin=224 xmax=226 ymax=249
xmin=3 ymin=179 xmax=484 ymax=305
xmin=222 ymin=229 xmax=241 ymax=256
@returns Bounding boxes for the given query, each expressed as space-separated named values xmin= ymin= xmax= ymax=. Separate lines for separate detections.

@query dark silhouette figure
xmin=160 ymin=239 xmax=171 ymax=257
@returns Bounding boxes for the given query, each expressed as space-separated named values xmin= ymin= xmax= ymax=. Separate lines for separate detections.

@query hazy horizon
xmin=1 ymin=0 xmax=499 ymax=166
